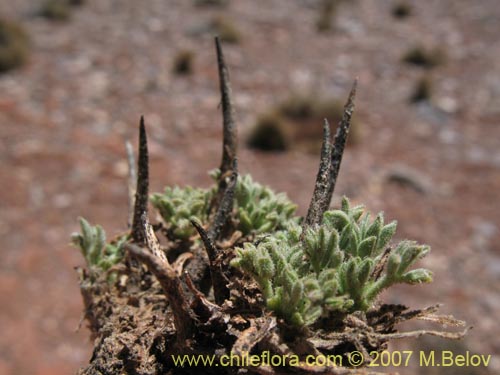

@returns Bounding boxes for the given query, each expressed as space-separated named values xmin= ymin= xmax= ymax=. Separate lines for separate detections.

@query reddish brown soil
xmin=0 ymin=1 xmax=499 ymax=374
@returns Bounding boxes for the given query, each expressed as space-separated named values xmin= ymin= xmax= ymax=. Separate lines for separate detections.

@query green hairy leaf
xmin=151 ymin=172 xmax=297 ymax=239
xmin=71 ymin=217 xmax=126 ymax=276
xmin=232 ymin=196 xmax=432 ymax=326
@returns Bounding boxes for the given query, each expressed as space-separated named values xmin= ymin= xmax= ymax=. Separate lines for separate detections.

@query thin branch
xmin=126 ymin=141 xmax=136 ymax=229
xmin=325 ymin=79 xmax=358 ymax=207
xmin=191 ymin=219 xmax=230 ymax=305
xmin=131 ymin=116 xmax=149 ymax=243
xmin=303 ymin=119 xmax=332 ymax=230
xmin=215 ymin=36 xmax=238 ymax=189
xmin=124 ymin=243 xmax=195 ymax=341
xmin=209 ymin=158 xmax=238 ymax=241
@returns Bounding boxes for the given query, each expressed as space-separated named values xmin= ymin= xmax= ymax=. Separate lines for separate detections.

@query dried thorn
xmin=191 ymin=218 xmax=230 ymax=305
xmin=325 ymin=79 xmax=357 ymax=206
xmin=124 ymin=243 xmax=195 ymax=341
xmin=191 ymin=219 xmax=217 ymax=263
xmin=131 ymin=116 xmax=149 ymax=243
xmin=215 ymin=36 xmax=238 ymax=189
xmin=209 ymin=158 xmax=238 ymax=241
xmin=125 ymin=141 xmax=136 ymax=229
xmin=141 ymin=212 xmax=168 ymax=264
xmin=303 ymin=119 xmax=332 ymax=231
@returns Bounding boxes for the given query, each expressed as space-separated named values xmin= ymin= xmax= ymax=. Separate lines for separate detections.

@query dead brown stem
xmin=125 ymin=141 xmax=136 ymax=229
xmin=303 ymin=119 xmax=332 ymax=230
xmin=209 ymin=158 xmax=238 ymax=241
xmin=191 ymin=219 xmax=230 ymax=305
xmin=141 ymin=212 xmax=168 ymax=263
xmin=325 ymin=80 xmax=357 ymax=207
xmin=131 ymin=116 xmax=149 ymax=243
xmin=124 ymin=243 xmax=195 ymax=342
xmin=215 ymin=36 xmax=238 ymax=196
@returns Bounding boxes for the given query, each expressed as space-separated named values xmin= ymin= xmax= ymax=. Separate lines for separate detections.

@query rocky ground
xmin=0 ymin=0 xmax=499 ymax=374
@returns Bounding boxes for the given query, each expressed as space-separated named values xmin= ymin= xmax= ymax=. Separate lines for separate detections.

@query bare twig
xmin=131 ymin=116 xmax=149 ymax=243
xmin=215 ymin=36 xmax=238 ymax=184
xmin=126 ymin=141 xmax=136 ymax=229
xmin=325 ymin=80 xmax=357 ymax=207
xmin=125 ymin=243 xmax=195 ymax=341
xmin=303 ymin=119 xmax=332 ymax=230
xmin=191 ymin=219 xmax=230 ymax=305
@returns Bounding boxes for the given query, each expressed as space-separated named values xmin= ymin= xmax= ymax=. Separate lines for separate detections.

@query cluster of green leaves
xmin=150 ymin=186 xmax=212 ymax=240
xmin=150 ymin=173 xmax=297 ymax=239
xmin=234 ymin=174 xmax=297 ymax=235
xmin=71 ymin=218 xmax=126 ymax=272
xmin=231 ymin=197 xmax=433 ymax=326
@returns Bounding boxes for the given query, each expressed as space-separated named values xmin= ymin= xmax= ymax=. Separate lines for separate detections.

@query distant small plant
xmin=316 ymin=0 xmax=339 ymax=32
xmin=211 ymin=16 xmax=241 ymax=44
xmin=232 ymin=197 xmax=432 ymax=326
xmin=391 ymin=2 xmax=412 ymax=19
xmin=172 ymin=50 xmax=194 ymax=75
xmin=279 ymin=95 xmax=350 ymax=126
xmin=402 ymin=46 xmax=445 ymax=69
xmin=247 ymin=112 xmax=289 ymax=152
xmin=274 ymin=94 xmax=362 ymax=151
xmin=0 ymin=19 xmax=30 ymax=73
xmin=40 ymin=0 xmax=71 ymax=21
xmin=410 ymin=75 xmax=432 ymax=103
xmin=194 ymin=0 xmax=228 ymax=6
xmin=279 ymin=95 xmax=318 ymax=120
